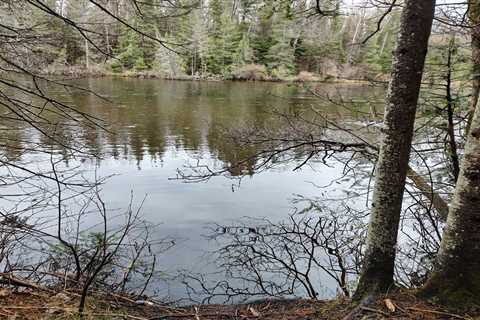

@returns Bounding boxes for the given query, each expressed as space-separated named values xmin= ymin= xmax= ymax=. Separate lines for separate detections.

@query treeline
xmin=26 ymin=0 xmax=403 ymax=80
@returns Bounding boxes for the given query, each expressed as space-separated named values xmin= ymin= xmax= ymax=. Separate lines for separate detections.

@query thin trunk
xmin=105 ymin=23 xmax=110 ymax=55
xmin=348 ymin=9 xmax=365 ymax=64
xmin=379 ymin=31 xmax=389 ymax=56
xmin=354 ymin=0 xmax=435 ymax=299
xmin=466 ymin=1 xmax=480 ymax=134
xmin=446 ymin=36 xmax=460 ymax=182
xmin=351 ymin=12 xmax=363 ymax=44
xmin=85 ymin=38 xmax=90 ymax=70
xmin=407 ymin=166 xmax=449 ymax=221
xmin=422 ymin=88 xmax=480 ymax=305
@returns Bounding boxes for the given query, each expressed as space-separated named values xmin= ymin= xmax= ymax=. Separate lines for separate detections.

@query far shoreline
xmin=41 ymin=66 xmax=383 ymax=86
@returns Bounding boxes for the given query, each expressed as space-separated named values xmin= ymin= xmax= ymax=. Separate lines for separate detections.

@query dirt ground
xmin=0 ymin=289 xmax=477 ymax=319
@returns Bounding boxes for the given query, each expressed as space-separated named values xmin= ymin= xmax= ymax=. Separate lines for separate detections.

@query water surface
xmin=3 ymin=78 xmax=380 ymax=300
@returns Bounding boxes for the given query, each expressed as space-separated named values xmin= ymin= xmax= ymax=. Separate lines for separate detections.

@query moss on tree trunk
xmin=467 ymin=0 xmax=480 ymax=133
xmin=354 ymin=0 xmax=436 ymax=300
xmin=422 ymin=94 xmax=480 ymax=307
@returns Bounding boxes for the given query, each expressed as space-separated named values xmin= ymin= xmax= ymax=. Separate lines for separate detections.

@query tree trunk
xmin=466 ymin=1 xmax=480 ymax=134
xmin=353 ymin=0 xmax=435 ymax=299
xmin=445 ymin=35 xmax=460 ymax=182
xmin=422 ymin=94 xmax=480 ymax=306
xmin=85 ymin=37 xmax=90 ymax=70
xmin=407 ymin=166 xmax=449 ymax=221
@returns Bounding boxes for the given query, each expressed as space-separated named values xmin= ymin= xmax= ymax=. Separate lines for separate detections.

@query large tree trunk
xmin=466 ymin=1 xmax=480 ymax=134
xmin=353 ymin=0 xmax=435 ymax=299
xmin=422 ymin=98 xmax=480 ymax=305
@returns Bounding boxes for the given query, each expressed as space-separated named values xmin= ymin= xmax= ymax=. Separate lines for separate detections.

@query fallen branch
xmin=0 ymin=272 xmax=55 ymax=293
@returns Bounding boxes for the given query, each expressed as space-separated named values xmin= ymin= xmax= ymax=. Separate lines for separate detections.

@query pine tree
xmin=362 ymin=11 xmax=400 ymax=73
xmin=205 ymin=0 xmax=225 ymax=74
xmin=250 ymin=0 xmax=275 ymax=66
xmin=111 ymin=0 xmax=158 ymax=72
xmin=265 ymin=2 xmax=296 ymax=78
xmin=153 ymin=33 xmax=184 ymax=76
xmin=233 ymin=33 xmax=254 ymax=66
xmin=172 ymin=1 xmax=209 ymax=76
xmin=204 ymin=0 xmax=243 ymax=75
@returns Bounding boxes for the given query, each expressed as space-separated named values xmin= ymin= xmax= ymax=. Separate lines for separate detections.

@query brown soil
xmin=0 ymin=289 xmax=476 ymax=319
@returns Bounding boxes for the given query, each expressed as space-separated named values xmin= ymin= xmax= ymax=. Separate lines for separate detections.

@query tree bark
xmin=407 ymin=166 xmax=449 ymax=221
xmin=85 ymin=37 xmax=90 ymax=70
xmin=422 ymin=94 xmax=480 ymax=306
xmin=353 ymin=0 xmax=435 ymax=299
xmin=466 ymin=1 xmax=480 ymax=134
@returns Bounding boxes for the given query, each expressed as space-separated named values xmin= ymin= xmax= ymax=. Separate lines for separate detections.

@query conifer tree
xmin=111 ymin=0 xmax=158 ymax=71
xmin=265 ymin=6 xmax=296 ymax=78
xmin=250 ymin=0 xmax=275 ymax=66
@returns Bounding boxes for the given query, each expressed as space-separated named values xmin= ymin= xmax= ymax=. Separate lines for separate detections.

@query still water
xmin=4 ymin=78 xmax=380 ymax=301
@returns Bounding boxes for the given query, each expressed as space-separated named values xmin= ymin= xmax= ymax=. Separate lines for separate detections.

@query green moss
xmin=469 ymin=1 xmax=480 ymax=24
xmin=420 ymin=275 xmax=480 ymax=309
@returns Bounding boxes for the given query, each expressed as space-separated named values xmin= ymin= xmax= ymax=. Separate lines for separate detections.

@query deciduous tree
xmin=354 ymin=0 xmax=436 ymax=300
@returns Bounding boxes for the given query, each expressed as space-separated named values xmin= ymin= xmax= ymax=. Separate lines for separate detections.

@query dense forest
xmin=22 ymin=0 xmax=405 ymax=80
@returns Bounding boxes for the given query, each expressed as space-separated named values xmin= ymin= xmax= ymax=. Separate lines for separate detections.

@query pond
xmin=2 ymin=78 xmax=381 ymax=301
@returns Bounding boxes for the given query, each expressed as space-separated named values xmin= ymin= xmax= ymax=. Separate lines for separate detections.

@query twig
xmin=0 ymin=306 xmax=70 ymax=310
xmin=149 ymin=312 xmax=245 ymax=319
xmin=406 ymin=307 xmax=469 ymax=319
xmin=360 ymin=306 xmax=389 ymax=316
xmin=90 ymin=313 xmax=148 ymax=320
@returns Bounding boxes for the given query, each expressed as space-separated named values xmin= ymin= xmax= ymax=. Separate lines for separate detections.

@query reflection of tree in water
xmin=179 ymin=201 xmax=366 ymax=303
xmin=207 ymin=125 xmax=258 ymax=177
xmin=1 ymin=124 xmax=27 ymax=162
xmin=0 ymin=80 xmax=377 ymax=173
xmin=168 ymin=85 xmax=203 ymax=152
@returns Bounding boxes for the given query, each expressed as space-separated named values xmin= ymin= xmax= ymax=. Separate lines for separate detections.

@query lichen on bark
xmin=354 ymin=0 xmax=436 ymax=300
xmin=422 ymin=100 xmax=480 ymax=306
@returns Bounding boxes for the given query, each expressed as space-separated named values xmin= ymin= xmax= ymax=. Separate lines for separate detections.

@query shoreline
xmin=41 ymin=67 xmax=378 ymax=85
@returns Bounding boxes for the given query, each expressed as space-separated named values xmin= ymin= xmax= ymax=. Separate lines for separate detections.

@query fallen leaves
xmin=384 ymin=298 xmax=396 ymax=313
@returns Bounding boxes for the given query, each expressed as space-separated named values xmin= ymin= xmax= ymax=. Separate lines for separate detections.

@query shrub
xmin=270 ymin=65 xmax=294 ymax=80
xmin=232 ymin=64 xmax=268 ymax=81
xmin=134 ymin=56 xmax=149 ymax=71
xmin=294 ymin=71 xmax=320 ymax=82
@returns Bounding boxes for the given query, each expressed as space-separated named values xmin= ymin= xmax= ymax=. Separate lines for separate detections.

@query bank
xmin=41 ymin=64 xmax=385 ymax=85
xmin=1 ymin=287 xmax=477 ymax=319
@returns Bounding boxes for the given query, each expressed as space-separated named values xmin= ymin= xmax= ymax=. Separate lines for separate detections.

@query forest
xmin=23 ymin=0 xmax=401 ymax=80
xmin=0 ymin=0 xmax=479 ymax=320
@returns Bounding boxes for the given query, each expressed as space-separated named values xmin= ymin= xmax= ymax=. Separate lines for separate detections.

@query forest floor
xmin=0 ymin=288 xmax=477 ymax=320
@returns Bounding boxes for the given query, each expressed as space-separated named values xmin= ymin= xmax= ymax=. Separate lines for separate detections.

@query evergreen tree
xmin=250 ymin=0 xmax=275 ymax=66
xmin=205 ymin=0 xmax=226 ymax=74
xmin=174 ymin=3 xmax=209 ymax=76
xmin=233 ymin=33 xmax=254 ymax=66
xmin=204 ymin=0 xmax=243 ymax=75
xmin=362 ymin=11 xmax=400 ymax=73
xmin=153 ymin=33 xmax=184 ymax=76
xmin=265 ymin=2 xmax=296 ymax=78
xmin=111 ymin=0 xmax=158 ymax=72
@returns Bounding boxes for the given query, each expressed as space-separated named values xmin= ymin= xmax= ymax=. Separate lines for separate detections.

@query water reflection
xmin=1 ymin=78 xmax=379 ymax=169
xmin=0 ymin=78 xmax=381 ymax=300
